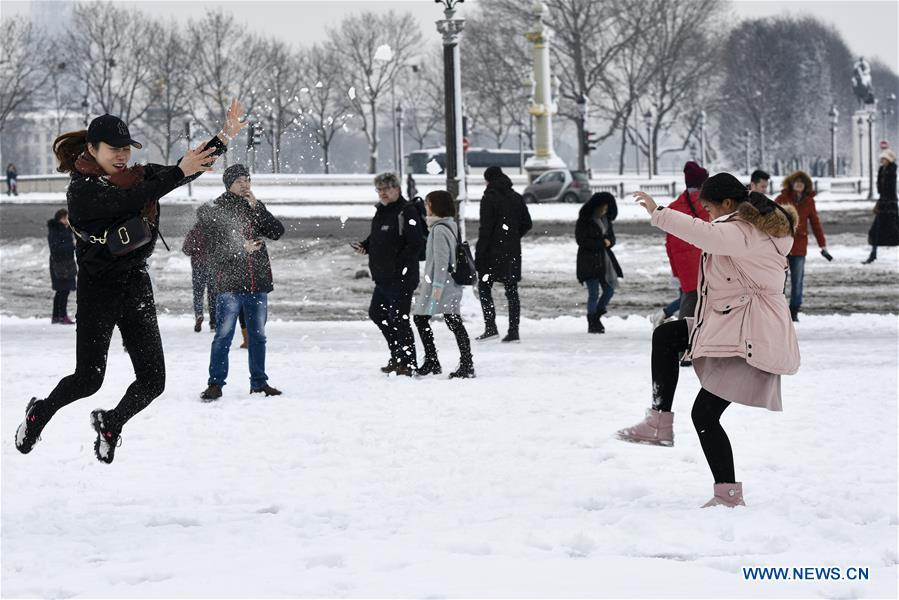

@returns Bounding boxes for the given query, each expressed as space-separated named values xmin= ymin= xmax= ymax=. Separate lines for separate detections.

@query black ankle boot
xmin=476 ymin=325 xmax=499 ymax=341
xmin=449 ymin=359 xmax=476 ymax=379
xmin=417 ymin=358 xmax=442 ymax=376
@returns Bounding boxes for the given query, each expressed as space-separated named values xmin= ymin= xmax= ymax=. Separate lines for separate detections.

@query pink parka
xmin=650 ymin=201 xmax=801 ymax=375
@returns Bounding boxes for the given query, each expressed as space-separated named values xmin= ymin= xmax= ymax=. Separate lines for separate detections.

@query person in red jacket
xmin=774 ymin=171 xmax=830 ymax=322
xmin=651 ymin=161 xmax=710 ymax=327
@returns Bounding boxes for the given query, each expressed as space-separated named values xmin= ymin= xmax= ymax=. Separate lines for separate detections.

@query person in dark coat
xmin=863 ymin=149 xmax=899 ymax=263
xmin=6 ymin=163 xmax=18 ymax=196
xmin=475 ymin=166 xmax=533 ymax=342
xmin=576 ymin=192 xmax=623 ymax=333
xmin=352 ymin=171 xmax=425 ymax=376
xmin=16 ymin=100 xmax=243 ymax=463
xmin=182 ymin=203 xmax=217 ymax=332
xmin=47 ymin=208 xmax=77 ymax=324
xmin=200 ymin=165 xmax=285 ymax=401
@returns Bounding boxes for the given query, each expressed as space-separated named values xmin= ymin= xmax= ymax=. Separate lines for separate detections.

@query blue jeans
xmin=663 ymin=297 xmax=681 ymax=318
xmin=208 ymin=292 xmax=268 ymax=389
xmin=787 ymin=255 xmax=805 ymax=309
xmin=585 ymin=278 xmax=614 ymax=315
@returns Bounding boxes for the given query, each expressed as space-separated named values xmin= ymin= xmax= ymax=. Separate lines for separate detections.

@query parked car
xmin=522 ymin=170 xmax=591 ymax=203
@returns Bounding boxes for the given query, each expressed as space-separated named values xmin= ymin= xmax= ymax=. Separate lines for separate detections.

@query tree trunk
xmin=368 ymin=99 xmax=379 ymax=174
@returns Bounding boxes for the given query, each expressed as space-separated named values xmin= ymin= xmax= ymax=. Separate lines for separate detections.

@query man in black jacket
xmin=475 ymin=166 xmax=533 ymax=342
xmin=352 ymin=172 xmax=425 ymax=376
xmin=200 ymin=165 xmax=285 ymax=400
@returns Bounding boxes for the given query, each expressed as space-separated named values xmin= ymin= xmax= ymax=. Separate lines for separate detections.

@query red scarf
xmin=74 ymin=152 xmax=158 ymax=222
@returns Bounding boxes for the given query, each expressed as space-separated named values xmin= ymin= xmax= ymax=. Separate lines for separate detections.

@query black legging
xmin=413 ymin=314 xmax=472 ymax=365
xmin=478 ymin=276 xmax=520 ymax=331
xmin=43 ymin=268 xmax=165 ymax=433
xmin=651 ymin=319 xmax=735 ymax=483
xmin=52 ymin=290 xmax=70 ymax=321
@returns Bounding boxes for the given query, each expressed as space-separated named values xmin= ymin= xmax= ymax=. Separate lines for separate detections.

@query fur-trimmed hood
xmin=737 ymin=201 xmax=798 ymax=238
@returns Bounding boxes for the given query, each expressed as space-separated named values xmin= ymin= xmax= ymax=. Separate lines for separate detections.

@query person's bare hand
xmin=223 ymin=98 xmax=248 ymax=139
xmin=243 ymin=239 xmax=263 ymax=254
xmin=244 ymin=190 xmax=258 ymax=208
xmin=604 ymin=239 xmax=611 ymax=248
xmin=351 ymin=241 xmax=367 ymax=255
xmin=179 ymin=145 xmax=219 ymax=177
xmin=633 ymin=191 xmax=659 ymax=215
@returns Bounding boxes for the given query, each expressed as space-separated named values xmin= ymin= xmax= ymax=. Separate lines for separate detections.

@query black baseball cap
xmin=86 ymin=114 xmax=143 ymax=149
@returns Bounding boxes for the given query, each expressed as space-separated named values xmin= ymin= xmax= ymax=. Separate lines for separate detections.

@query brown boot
xmin=239 ymin=327 xmax=248 ymax=349
xmin=702 ymin=482 xmax=746 ymax=508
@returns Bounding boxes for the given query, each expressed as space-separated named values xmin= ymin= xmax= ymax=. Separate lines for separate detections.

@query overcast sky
xmin=5 ymin=0 xmax=897 ymax=71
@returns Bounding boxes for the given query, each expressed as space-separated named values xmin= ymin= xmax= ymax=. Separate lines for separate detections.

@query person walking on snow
xmin=6 ymin=163 xmax=18 ymax=196
xmin=617 ymin=173 xmax=800 ymax=508
xmin=200 ymin=165 xmax=285 ymax=401
xmin=352 ymin=172 xmax=425 ymax=377
xmin=412 ymin=190 xmax=475 ymax=378
xmin=475 ymin=166 xmax=532 ymax=342
xmin=774 ymin=170 xmax=830 ymax=322
xmin=183 ymin=203 xmax=217 ymax=332
xmin=15 ymin=99 xmax=245 ymax=463
xmin=575 ymin=192 xmax=623 ymax=333
xmin=862 ymin=149 xmax=899 ymax=264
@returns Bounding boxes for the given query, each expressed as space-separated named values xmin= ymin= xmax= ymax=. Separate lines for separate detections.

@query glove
xmin=820 ymin=249 xmax=833 ymax=262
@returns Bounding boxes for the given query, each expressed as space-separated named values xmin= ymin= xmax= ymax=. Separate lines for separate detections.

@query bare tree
xmin=399 ymin=48 xmax=444 ymax=150
xmin=296 ymin=44 xmax=354 ymax=173
xmin=188 ymin=9 xmax=270 ymax=167
xmin=140 ymin=23 xmax=192 ymax=163
xmin=254 ymin=40 xmax=305 ymax=173
xmin=41 ymin=39 xmax=81 ymax=136
xmin=626 ymin=0 xmax=725 ymax=174
xmin=66 ymin=2 xmax=162 ymax=125
xmin=0 ymin=17 xmax=50 ymax=134
xmin=327 ymin=10 xmax=423 ymax=173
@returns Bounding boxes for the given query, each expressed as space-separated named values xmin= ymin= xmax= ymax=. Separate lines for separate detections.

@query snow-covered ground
xmin=1 ymin=312 xmax=896 ymax=598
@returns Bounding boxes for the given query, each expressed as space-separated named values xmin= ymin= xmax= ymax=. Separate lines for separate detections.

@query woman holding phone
xmin=15 ymin=99 xmax=247 ymax=464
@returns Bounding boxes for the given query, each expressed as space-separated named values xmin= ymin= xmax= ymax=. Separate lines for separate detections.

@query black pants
xmin=651 ymin=319 xmax=735 ymax=483
xmin=478 ymin=275 xmax=520 ymax=332
xmin=369 ymin=280 xmax=417 ymax=368
xmin=43 ymin=268 xmax=165 ymax=433
xmin=413 ymin=314 xmax=473 ymax=366
xmin=52 ymin=290 xmax=71 ymax=321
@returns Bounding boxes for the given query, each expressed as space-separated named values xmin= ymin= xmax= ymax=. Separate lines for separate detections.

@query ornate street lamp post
xmin=435 ymin=0 xmax=467 ymax=230
xmin=828 ymin=105 xmax=838 ymax=177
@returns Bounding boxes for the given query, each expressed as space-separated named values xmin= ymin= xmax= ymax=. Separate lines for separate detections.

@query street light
xmin=267 ymin=113 xmax=276 ymax=173
xmin=395 ymin=103 xmax=405 ymax=181
xmin=857 ymin=115 xmax=865 ymax=178
xmin=435 ymin=0 xmax=466 ymax=230
xmin=644 ymin=109 xmax=653 ymax=180
xmin=829 ymin=105 xmax=839 ymax=177
xmin=184 ymin=121 xmax=193 ymax=197
xmin=699 ymin=109 xmax=707 ymax=167
xmin=576 ymin=93 xmax=588 ymax=173
xmin=744 ymin=129 xmax=751 ymax=175
xmin=881 ymin=93 xmax=896 ymax=141
xmin=867 ymin=111 xmax=875 ymax=199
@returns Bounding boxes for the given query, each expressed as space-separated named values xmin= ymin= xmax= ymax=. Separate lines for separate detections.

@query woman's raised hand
xmin=179 ymin=145 xmax=220 ymax=177
xmin=633 ymin=191 xmax=659 ymax=215
xmin=222 ymin=98 xmax=248 ymax=140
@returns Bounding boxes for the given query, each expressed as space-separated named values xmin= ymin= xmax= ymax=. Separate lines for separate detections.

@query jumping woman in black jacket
xmin=15 ymin=99 xmax=246 ymax=463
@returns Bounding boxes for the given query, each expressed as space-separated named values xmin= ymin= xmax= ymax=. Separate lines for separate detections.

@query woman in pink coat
xmin=617 ymin=173 xmax=800 ymax=507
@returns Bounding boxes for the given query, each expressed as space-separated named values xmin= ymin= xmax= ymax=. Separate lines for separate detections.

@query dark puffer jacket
xmin=202 ymin=192 xmax=285 ymax=294
xmin=360 ymin=197 xmax=424 ymax=286
xmin=47 ymin=218 xmax=77 ymax=291
xmin=475 ymin=174 xmax=533 ymax=282
xmin=575 ymin=194 xmax=623 ymax=284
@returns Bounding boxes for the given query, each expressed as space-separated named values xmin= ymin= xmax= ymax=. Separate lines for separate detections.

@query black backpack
xmin=398 ymin=197 xmax=429 ymax=261
xmin=435 ymin=222 xmax=477 ymax=286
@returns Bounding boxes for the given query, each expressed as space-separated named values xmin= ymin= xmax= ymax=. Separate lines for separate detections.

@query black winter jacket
xmin=68 ymin=136 xmax=226 ymax=278
xmin=202 ymin=192 xmax=285 ymax=294
xmin=361 ymin=197 xmax=424 ymax=286
xmin=475 ymin=174 xmax=532 ymax=282
xmin=575 ymin=197 xmax=623 ymax=284
xmin=47 ymin=219 xmax=77 ymax=291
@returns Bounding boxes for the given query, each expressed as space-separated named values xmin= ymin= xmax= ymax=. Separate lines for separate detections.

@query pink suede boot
xmin=701 ymin=482 xmax=746 ymax=508
xmin=615 ymin=409 xmax=674 ymax=446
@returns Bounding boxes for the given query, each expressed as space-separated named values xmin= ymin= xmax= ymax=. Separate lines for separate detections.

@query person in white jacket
xmin=411 ymin=190 xmax=475 ymax=379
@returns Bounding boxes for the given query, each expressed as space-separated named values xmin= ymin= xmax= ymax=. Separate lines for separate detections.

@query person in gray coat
xmin=412 ymin=190 xmax=475 ymax=379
